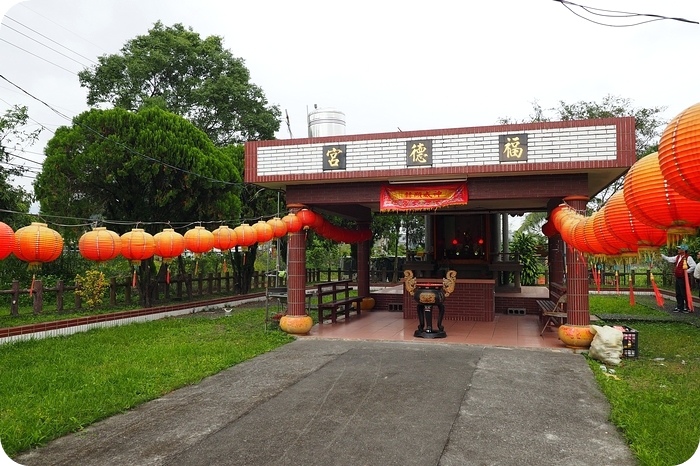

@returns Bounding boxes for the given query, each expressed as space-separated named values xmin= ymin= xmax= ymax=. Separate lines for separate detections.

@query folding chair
xmin=540 ymin=294 xmax=567 ymax=335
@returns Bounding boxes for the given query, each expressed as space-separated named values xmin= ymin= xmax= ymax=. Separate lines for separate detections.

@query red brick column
xmin=286 ymin=205 xmax=307 ymax=317
xmin=564 ymin=195 xmax=590 ymax=326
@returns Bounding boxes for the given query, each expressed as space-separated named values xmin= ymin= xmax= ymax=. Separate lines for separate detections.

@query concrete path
xmin=13 ymin=340 xmax=635 ymax=466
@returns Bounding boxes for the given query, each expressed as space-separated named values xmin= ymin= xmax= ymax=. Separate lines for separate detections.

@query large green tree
xmin=34 ymin=106 xmax=242 ymax=226
xmin=78 ymin=22 xmax=281 ymax=145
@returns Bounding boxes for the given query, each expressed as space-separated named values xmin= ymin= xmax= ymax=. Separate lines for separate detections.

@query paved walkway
xmin=14 ymin=339 xmax=636 ymax=466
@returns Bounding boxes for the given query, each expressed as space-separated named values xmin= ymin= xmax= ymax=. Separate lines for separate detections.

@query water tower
xmin=307 ymin=106 xmax=346 ymax=137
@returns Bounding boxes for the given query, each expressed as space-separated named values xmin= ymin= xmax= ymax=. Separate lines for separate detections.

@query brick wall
xmin=403 ymin=280 xmax=495 ymax=322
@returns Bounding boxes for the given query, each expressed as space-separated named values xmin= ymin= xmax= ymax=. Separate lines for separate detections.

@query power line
xmin=0 ymin=73 xmax=243 ymax=187
xmin=4 ymin=16 xmax=99 ymax=66
xmin=2 ymin=21 xmax=94 ymax=69
xmin=554 ymin=0 xmax=699 ymax=27
xmin=0 ymin=38 xmax=78 ymax=75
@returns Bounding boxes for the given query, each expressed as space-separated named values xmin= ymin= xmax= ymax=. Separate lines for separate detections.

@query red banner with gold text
xmin=379 ymin=182 xmax=468 ymax=212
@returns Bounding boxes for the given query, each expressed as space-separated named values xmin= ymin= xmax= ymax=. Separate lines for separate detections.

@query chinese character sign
xmin=499 ymin=134 xmax=528 ymax=162
xmin=322 ymin=145 xmax=347 ymax=170
xmin=406 ymin=140 xmax=433 ymax=167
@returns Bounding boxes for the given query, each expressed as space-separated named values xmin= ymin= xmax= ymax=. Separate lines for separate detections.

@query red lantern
xmin=541 ymin=220 xmax=557 ymax=238
xmin=604 ymin=190 xmax=666 ymax=259
xmin=282 ymin=213 xmax=302 ymax=234
xmin=120 ymin=228 xmax=155 ymax=265
xmin=233 ymin=223 xmax=257 ymax=248
xmin=79 ymin=227 xmax=121 ymax=262
xmin=296 ymin=209 xmax=317 ymax=229
xmin=212 ymin=225 xmax=238 ymax=251
xmin=550 ymin=204 xmax=576 ymax=233
xmin=623 ymin=152 xmax=700 ymax=245
xmin=13 ymin=222 xmax=64 ymax=269
xmin=267 ymin=217 xmax=288 ymax=238
xmin=184 ymin=226 xmax=214 ymax=256
xmin=252 ymin=220 xmax=274 ymax=244
xmin=592 ymin=207 xmax=625 ymax=259
xmin=154 ymin=228 xmax=185 ymax=262
xmin=658 ymin=102 xmax=700 ymax=201
xmin=0 ymin=222 xmax=15 ymax=260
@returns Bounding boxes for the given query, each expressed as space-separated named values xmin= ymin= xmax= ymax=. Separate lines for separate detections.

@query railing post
xmin=110 ymin=277 xmax=117 ymax=305
xmin=32 ymin=279 xmax=43 ymax=315
xmin=10 ymin=280 xmax=19 ymax=316
xmin=56 ymin=280 xmax=64 ymax=313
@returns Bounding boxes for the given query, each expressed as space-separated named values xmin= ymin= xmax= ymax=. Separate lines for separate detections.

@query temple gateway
xmin=244 ymin=116 xmax=636 ymax=332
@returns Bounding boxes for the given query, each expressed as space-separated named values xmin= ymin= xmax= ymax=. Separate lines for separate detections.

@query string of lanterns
xmin=0 ymin=210 xmax=373 ymax=276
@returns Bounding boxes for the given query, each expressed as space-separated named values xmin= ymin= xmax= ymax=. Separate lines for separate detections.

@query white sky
xmin=1 ymin=0 xmax=699 ymax=205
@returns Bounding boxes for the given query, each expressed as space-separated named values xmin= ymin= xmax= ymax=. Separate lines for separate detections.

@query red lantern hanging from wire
xmin=184 ymin=226 xmax=214 ymax=276
xmin=657 ymin=102 xmax=700 ymax=202
xmin=120 ymin=228 xmax=155 ymax=287
xmin=296 ymin=209 xmax=317 ymax=230
xmin=623 ymin=152 xmax=700 ymax=246
xmin=282 ymin=213 xmax=302 ymax=234
xmin=79 ymin=227 xmax=121 ymax=262
xmin=154 ymin=228 xmax=185 ymax=284
xmin=0 ymin=221 xmax=15 ymax=260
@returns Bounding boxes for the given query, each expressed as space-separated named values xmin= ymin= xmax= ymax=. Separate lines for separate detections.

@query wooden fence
xmin=0 ymin=267 xmax=684 ymax=316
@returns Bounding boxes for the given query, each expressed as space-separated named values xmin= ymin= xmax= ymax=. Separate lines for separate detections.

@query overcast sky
xmin=1 ymin=0 xmax=699 ymax=198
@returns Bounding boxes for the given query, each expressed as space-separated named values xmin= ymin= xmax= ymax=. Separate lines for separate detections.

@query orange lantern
xmin=658 ymin=102 xmax=700 ymax=201
xmin=550 ymin=203 xmax=576 ymax=233
xmin=0 ymin=222 xmax=14 ymax=260
xmin=154 ymin=228 xmax=185 ymax=262
xmin=233 ymin=223 xmax=257 ymax=249
xmin=120 ymin=228 xmax=155 ymax=287
xmin=592 ymin=206 xmax=626 ymax=259
xmin=13 ymin=222 xmax=64 ymax=269
xmin=79 ymin=227 xmax=121 ymax=262
xmin=120 ymin=228 xmax=155 ymax=265
xmin=184 ymin=226 xmax=214 ymax=256
xmin=267 ymin=217 xmax=288 ymax=239
xmin=623 ymin=152 xmax=700 ymax=245
xmin=296 ymin=209 xmax=317 ymax=229
xmin=154 ymin=228 xmax=185 ymax=284
xmin=212 ymin=225 xmax=238 ymax=251
xmin=282 ymin=213 xmax=302 ymax=234
xmin=252 ymin=220 xmax=274 ymax=244
xmin=558 ymin=211 xmax=584 ymax=250
xmin=581 ymin=213 xmax=617 ymax=257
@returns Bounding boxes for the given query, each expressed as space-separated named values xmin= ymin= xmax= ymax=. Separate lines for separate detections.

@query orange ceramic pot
xmin=558 ymin=324 xmax=594 ymax=349
xmin=353 ymin=297 xmax=376 ymax=311
xmin=279 ymin=315 xmax=313 ymax=335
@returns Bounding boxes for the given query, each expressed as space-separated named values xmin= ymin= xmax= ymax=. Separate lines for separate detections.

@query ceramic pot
xmin=279 ymin=315 xmax=313 ymax=335
xmin=558 ymin=324 xmax=594 ymax=349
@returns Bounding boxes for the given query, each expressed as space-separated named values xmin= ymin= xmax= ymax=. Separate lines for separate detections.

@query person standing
xmin=695 ymin=251 xmax=700 ymax=298
xmin=661 ymin=244 xmax=696 ymax=313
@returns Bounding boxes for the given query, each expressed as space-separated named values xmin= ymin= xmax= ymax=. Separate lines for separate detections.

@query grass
xmin=0 ymin=307 xmax=294 ymax=457
xmin=1 ymin=292 xmax=698 ymax=464
xmin=588 ymin=295 xmax=700 ymax=466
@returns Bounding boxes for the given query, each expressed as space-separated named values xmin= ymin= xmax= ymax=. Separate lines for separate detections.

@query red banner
xmin=380 ymin=182 xmax=468 ymax=212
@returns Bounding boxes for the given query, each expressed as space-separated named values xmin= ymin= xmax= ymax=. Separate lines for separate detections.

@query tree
xmin=35 ymin=106 xmax=242 ymax=225
xmin=34 ymin=106 xmax=243 ymax=306
xmin=0 ymin=105 xmax=40 ymax=288
xmin=78 ymin=22 xmax=281 ymax=146
xmin=0 ymin=105 xmax=37 ymax=226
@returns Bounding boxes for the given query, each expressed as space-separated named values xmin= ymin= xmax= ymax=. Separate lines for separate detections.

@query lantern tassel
xmin=629 ymin=276 xmax=635 ymax=307
xmin=132 ymin=268 xmax=137 ymax=288
xmin=650 ymin=272 xmax=664 ymax=307
xmin=222 ymin=258 xmax=227 ymax=274
xmin=166 ymin=265 xmax=171 ymax=285
xmin=685 ymin=272 xmax=694 ymax=312
xmin=615 ymin=270 xmax=619 ymax=295
xmin=29 ymin=273 xmax=35 ymax=297
xmin=194 ymin=260 xmax=199 ymax=276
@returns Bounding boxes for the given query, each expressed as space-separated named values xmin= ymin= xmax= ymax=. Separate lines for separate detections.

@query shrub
xmin=74 ymin=270 xmax=109 ymax=309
